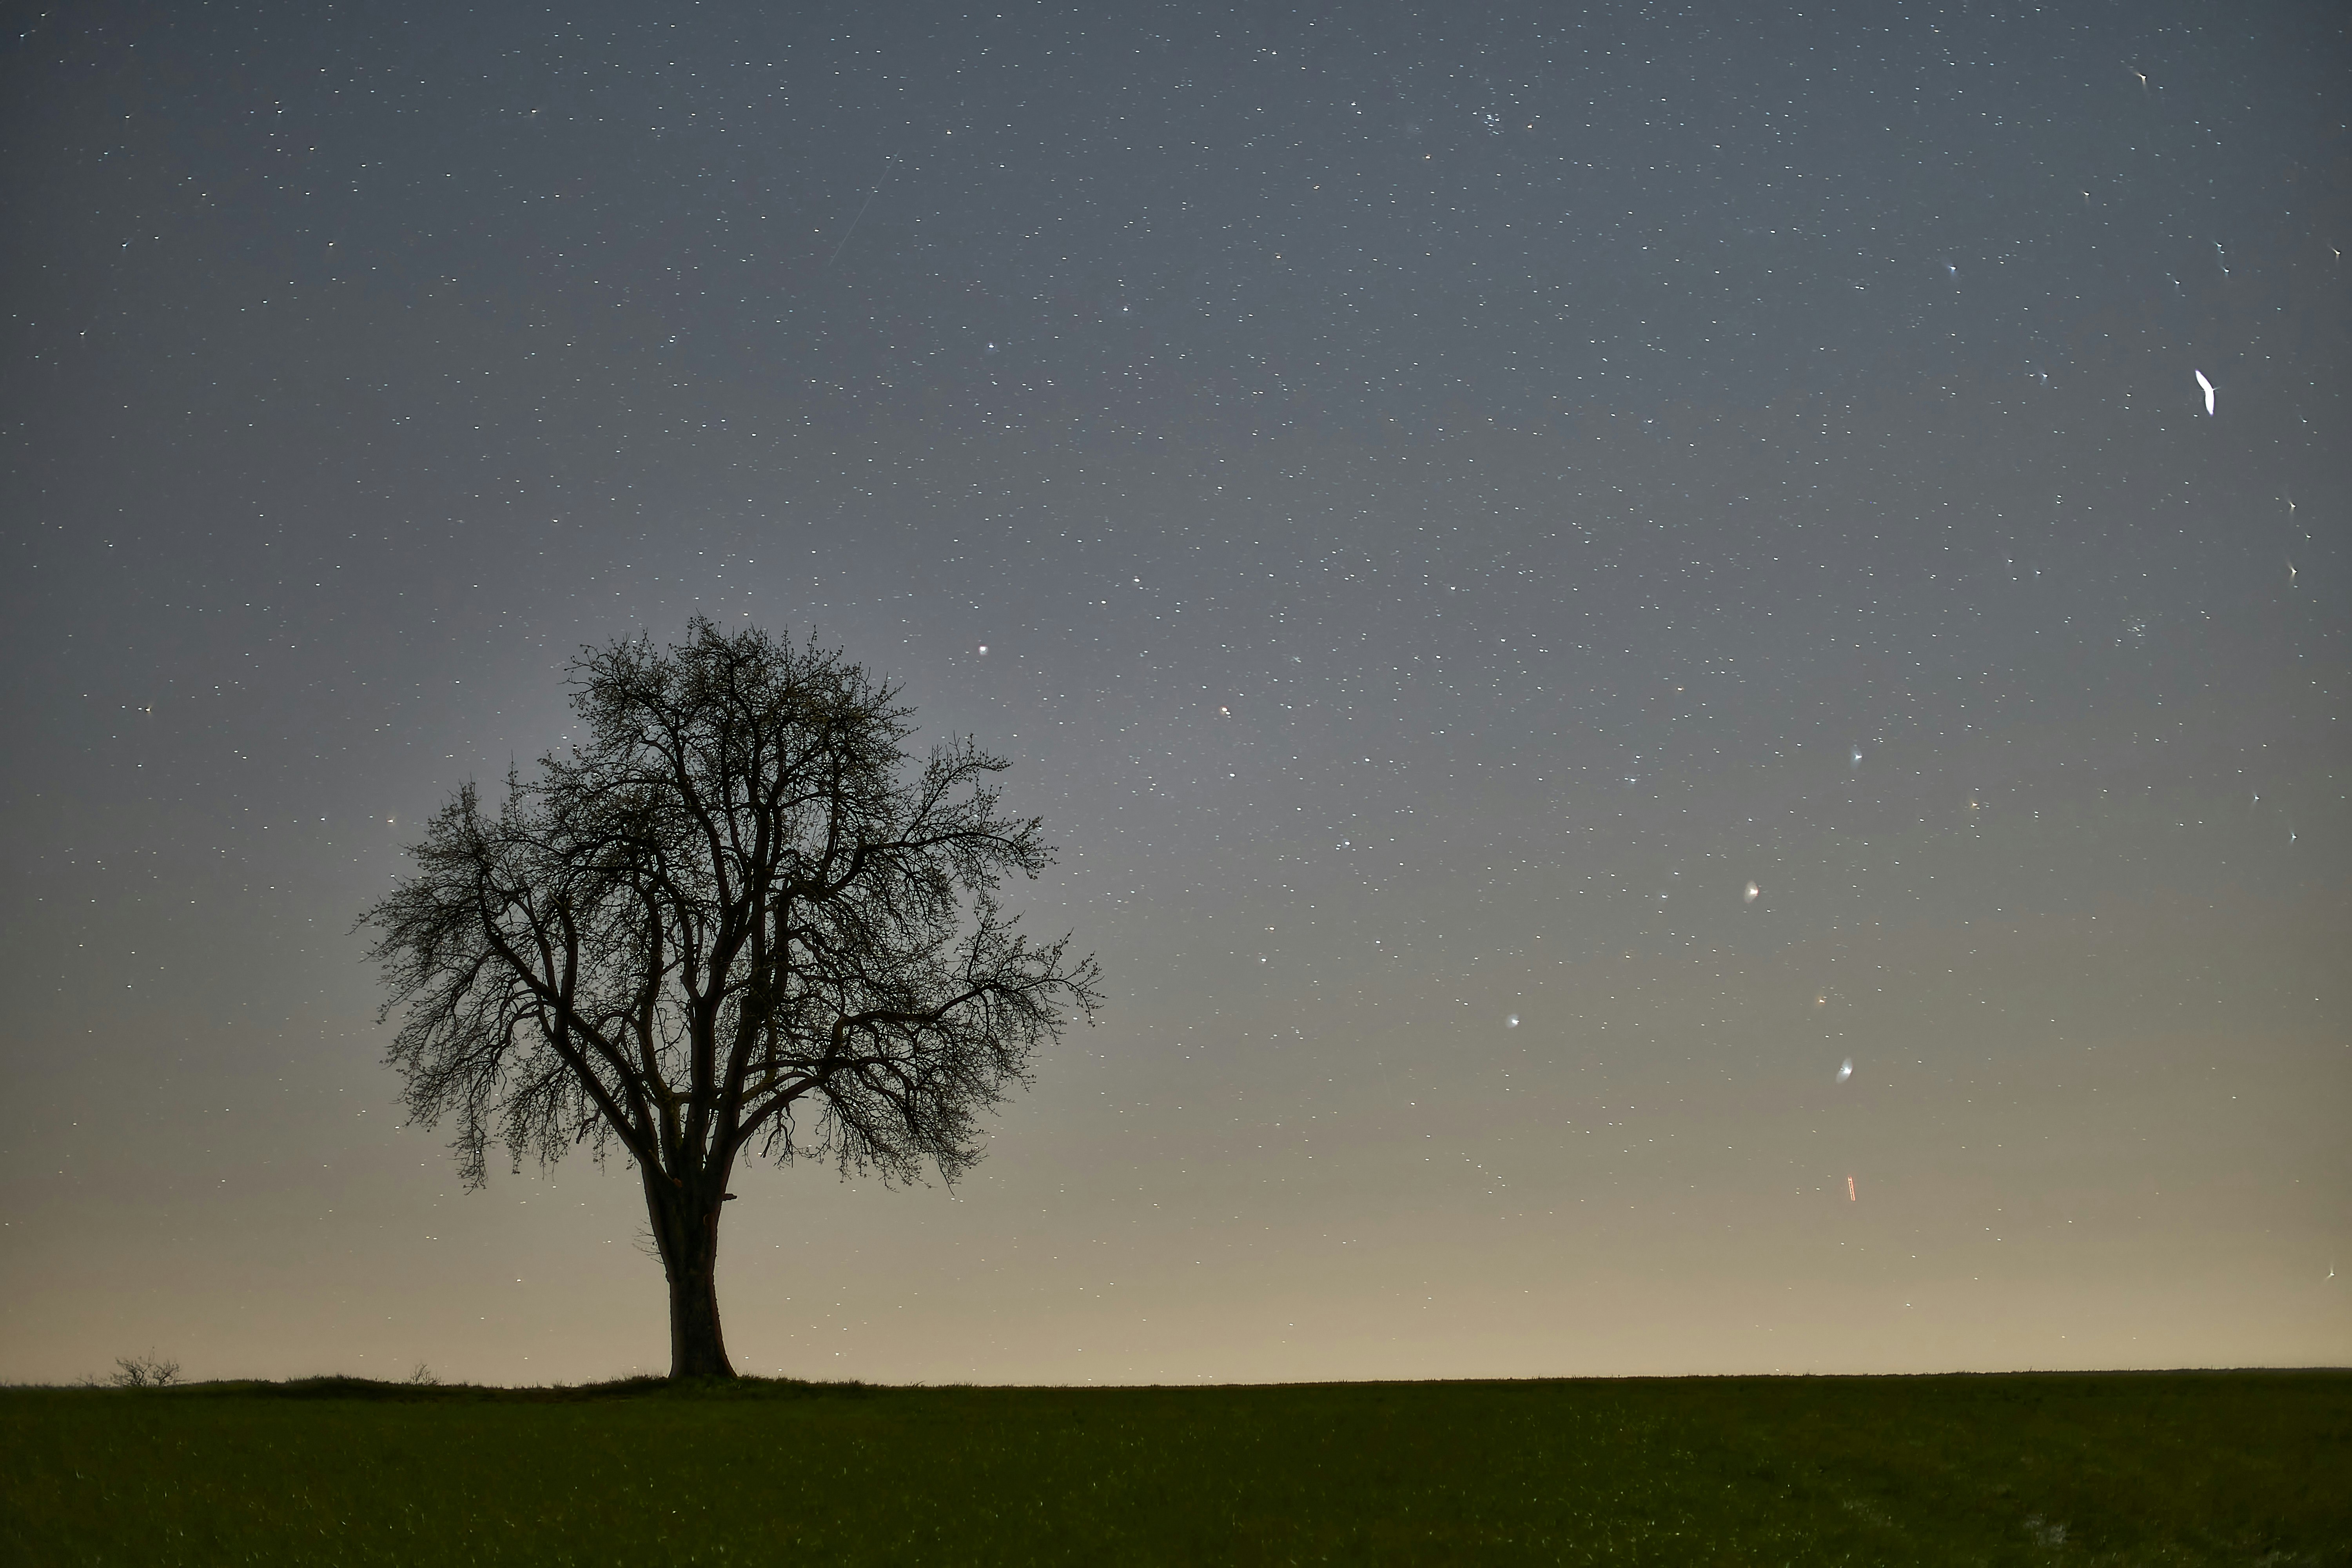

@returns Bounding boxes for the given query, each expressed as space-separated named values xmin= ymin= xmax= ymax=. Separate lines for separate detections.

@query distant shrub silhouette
xmin=106 ymin=1354 xmax=180 ymax=1388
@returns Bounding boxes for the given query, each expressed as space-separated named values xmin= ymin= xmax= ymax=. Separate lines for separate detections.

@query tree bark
xmin=649 ymin=1177 xmax=735 ymax=1379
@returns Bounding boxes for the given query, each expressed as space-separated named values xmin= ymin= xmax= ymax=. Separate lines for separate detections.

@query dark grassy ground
xmin=2 ymin=1370 xmax=2345 ymax=1565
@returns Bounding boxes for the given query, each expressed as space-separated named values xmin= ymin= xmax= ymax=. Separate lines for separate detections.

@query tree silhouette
xmin=362 ymin=619 xmax=1100 ymax=1377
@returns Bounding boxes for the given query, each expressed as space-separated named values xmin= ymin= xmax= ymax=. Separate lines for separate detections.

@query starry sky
xmin=4 ymin=1 xmax=2348 ymax=1387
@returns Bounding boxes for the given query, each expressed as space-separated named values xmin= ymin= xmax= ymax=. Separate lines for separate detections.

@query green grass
xmin=4 ymin=1370 xmax=2346 ymax=1564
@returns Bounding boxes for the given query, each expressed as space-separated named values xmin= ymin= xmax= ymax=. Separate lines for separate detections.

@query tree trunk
xmin=667 ymin=1249 xmax=732 ymax=1378
xmin=648 ymin=1177 xmax=735 ymax=1379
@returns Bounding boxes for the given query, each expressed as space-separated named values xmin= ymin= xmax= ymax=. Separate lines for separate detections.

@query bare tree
xmin=361 ymin=620 xmax=1100 ymax=1377
xmin=105 ymin=1353 xmax=181 ymax=1388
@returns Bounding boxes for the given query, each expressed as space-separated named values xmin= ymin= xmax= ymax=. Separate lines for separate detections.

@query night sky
xmin=5 ymin=2 xmax=2348 ymax=1387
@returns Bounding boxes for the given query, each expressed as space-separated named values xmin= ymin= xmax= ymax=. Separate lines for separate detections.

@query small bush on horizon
xmin=103 ymin=1354 xmax=180 ymax=1389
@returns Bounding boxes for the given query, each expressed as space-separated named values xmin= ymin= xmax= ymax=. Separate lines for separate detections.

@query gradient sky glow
xmin=3 ymin=1 xmax=2348 ymax=1387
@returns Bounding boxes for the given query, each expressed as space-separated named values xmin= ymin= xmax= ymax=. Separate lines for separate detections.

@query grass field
xmin=3 ymin=1370 xmax=2345 ymax=1565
